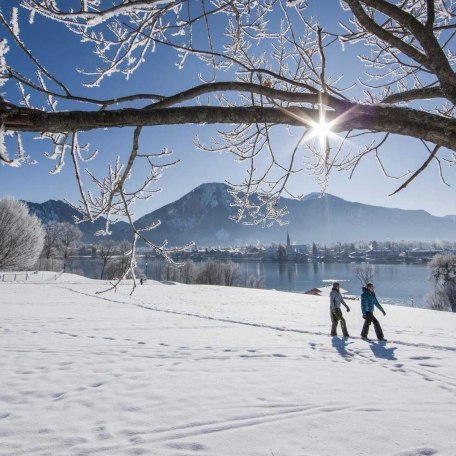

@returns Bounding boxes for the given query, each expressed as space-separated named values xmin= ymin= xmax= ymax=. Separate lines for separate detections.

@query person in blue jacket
xmin=360 ymin=282 xmax=386 ymax=341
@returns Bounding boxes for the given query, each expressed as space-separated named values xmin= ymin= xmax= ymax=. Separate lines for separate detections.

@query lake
xmin=238 ymin=261 xmax=431 ymax=307
xmin=64 ymin=257 xmax=432 ymax=308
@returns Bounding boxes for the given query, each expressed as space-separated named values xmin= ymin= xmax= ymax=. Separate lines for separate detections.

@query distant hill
xmin=134 ymin=183 xmax=456 ymax=246
xmin=24 ymin=184 xmax=456 ymax=246
xmin=26 ymin=200 xmax=130 ymax=243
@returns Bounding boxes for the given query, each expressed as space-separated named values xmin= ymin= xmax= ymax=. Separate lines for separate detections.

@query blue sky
xmin=1 ymin=1 xmax=455 ymax=218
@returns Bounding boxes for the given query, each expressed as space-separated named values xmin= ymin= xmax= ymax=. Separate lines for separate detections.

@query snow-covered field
xmin=1 ymin=274 xmax=456 ymax=456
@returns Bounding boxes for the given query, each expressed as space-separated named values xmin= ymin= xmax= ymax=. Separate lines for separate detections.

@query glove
xmin=382 ymin=310 xmax=386 ymax=316
xmin=346 ymin=307 xmax=351 ymax=313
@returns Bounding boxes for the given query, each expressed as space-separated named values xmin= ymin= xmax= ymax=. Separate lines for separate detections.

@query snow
xmin=10 ymin=8 xmax=20 ymax=37
xmin=1 ymin=274 xmax=456 ymax=455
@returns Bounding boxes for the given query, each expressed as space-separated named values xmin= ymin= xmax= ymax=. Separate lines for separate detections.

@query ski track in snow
xmin=56 ymin=283 xmax=456 ymax=395
xmin=59 ymin=283 xmax=456 ymax=353
xmin=1 ymin=277 xmax=455 ymax=455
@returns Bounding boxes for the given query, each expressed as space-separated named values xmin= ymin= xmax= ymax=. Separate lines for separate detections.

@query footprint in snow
xmin=394 ymin=448 xmax=437 ymax=456
xmin=128 ymin=448 xmax=148 ymax=455
xmin=129 ymin=436 xmax=146 ymax=445
xmin=97 ymin=431 xmax=114 ymax=440
xmin=167 ymin=442 xmax=206 ymax=451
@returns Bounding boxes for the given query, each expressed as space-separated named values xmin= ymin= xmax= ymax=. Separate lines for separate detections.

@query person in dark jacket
xmin=330 ymin=282 xmax=350 ymax=337
xmin=360 ymin=282 xmax=386 ymax=341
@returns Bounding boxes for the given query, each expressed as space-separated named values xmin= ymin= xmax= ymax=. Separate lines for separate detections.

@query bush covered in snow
xmin=0 ymin=198 xmax=44 ymax=270
xmin=426 ymin=254 xmax=456 ymax=312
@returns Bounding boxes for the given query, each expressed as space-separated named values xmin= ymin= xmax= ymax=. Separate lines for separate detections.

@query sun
xmin=279 ymin=99 xmax=351 ymax=153
xmin=312 ymin=118 xmax=332 ymax=140
xmin=312 ymin=119 xmax=332 ymax=150
xmin=303 ymin=108 xmax=336 ymax=152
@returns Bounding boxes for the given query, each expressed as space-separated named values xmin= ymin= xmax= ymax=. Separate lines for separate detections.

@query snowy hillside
xmin=1 ymin=275 xmax=456 ymax=455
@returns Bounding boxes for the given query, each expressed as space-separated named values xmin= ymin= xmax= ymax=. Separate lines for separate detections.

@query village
xmin=137 ymin=233 xmax=456 ymax=265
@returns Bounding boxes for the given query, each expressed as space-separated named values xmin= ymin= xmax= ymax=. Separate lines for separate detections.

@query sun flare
xmin=312 ymin=118 xmax=332 ymax=148
xmin=303 ymin=111 xmax=336 ymax=152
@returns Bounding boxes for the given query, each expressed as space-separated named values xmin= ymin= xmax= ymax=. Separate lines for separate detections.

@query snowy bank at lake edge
xmin=1 ymin=274 xmax=455 ymax=456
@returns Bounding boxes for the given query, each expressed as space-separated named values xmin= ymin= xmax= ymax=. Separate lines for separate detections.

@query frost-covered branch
xmin=0 ymin=1 xmax=454 ymax=276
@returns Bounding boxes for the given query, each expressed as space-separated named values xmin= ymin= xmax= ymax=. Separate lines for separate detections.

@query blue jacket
xmin=361 ymin=287 xmax=385 ymax=316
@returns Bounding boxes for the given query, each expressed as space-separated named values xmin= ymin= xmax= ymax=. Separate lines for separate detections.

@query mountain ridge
xmin=134 ymin=183 xmax=456 ymax=245
xmin=25 ymin=199 xmax=130 ymax=243
xmin=23 ymin=183 xmax=456 ymax=245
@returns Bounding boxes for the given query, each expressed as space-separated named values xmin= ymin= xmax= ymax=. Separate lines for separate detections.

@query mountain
xmin=135 ymin=183 xmax=456 ymax=246
xmin=445 ymin=215 xmax=456 ymax=221
xmin=26 ymin=200 xmax=130 ymax=243
xmin=25 ymin=184 xmax=456 ymax=246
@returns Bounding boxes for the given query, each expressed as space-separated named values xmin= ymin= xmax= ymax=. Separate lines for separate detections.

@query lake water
xmin=65 ymin=257 xmax=432 ymax=308
xmin=238 ymin=262 xmax=430 ymax=307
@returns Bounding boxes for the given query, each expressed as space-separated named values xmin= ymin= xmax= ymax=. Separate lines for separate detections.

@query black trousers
xmin=361 ymin=312 xmax=384 ymax=340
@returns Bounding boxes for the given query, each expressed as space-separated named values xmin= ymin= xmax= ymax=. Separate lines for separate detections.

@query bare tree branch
xmin=2 ymin=103 xmax=455 ymax=150
xmin=382 ymin=86 xmax=445 ymax=103
xmin=390 ymin=144 xmax=441 ymax=195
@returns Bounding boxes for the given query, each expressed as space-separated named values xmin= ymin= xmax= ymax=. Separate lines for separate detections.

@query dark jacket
xmin=361 ymin=287 xmax=385 ymax=316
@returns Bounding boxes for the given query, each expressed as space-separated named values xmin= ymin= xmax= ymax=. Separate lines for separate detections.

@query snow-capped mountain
xmin=26 ymin=200 xmax=130 ymax=243
xmin=135 ymin=183 xmax=456 ymax=245
xmin=25 ymin=184 xmax=456 ymax=246
xmin=135 ymin=183 xmax=237 ymax=246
